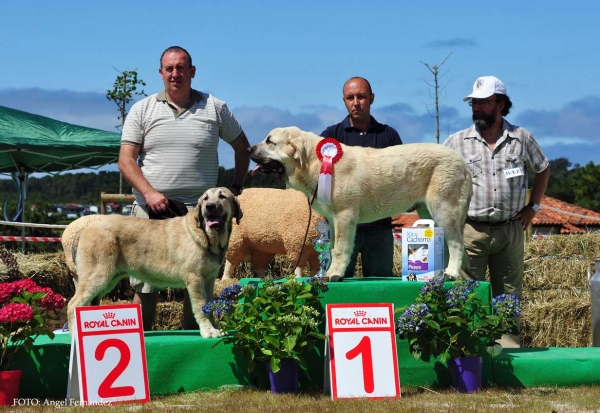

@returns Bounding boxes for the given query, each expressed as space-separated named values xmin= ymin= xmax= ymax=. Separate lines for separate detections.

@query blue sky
xmin=1 ymin=0 xmax=598 ymax=171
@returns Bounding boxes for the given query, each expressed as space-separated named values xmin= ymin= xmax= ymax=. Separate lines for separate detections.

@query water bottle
xmin=589 ymin=258 xmax=600 ymax=346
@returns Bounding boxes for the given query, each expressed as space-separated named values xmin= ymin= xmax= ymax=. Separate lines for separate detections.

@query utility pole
xmin=421 ymin=52 xmax=452 ymax=143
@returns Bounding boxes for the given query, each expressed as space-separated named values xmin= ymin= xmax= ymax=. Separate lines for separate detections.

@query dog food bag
xmin=401 ymin=219 xmax=444 ymax=281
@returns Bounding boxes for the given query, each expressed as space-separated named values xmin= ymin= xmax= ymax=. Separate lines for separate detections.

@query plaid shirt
xmin=443 ymin=120 xmax=549 ymax=222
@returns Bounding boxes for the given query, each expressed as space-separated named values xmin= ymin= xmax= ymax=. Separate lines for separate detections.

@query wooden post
xmin=100 ymin=192 xmax=135 ymax=215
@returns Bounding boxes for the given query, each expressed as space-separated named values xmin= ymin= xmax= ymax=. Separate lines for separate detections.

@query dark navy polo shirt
xmin=320 ymin=115 xmax=403 ymax=148
xmin=320 ymin=116 xmax=403 ymax=229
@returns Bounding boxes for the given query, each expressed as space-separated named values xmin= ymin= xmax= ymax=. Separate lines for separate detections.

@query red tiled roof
xmin=391 ymin=212 xmax=419 ymax=230
xmin=391 ymin=195 xmax=600 ymax=234
xmin=533 ymin=195 xmax=600 ymax=227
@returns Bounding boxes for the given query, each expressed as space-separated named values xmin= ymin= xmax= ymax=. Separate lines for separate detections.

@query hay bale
xmin=155 ymin=301 xmax=183 ymax=331
xmin=524 ymin=234 xmax=599 ymax=291
xmin=0 ymin=251 xmax=74 ymax=298
xmin=521 ymin=289 xmax=590 ymax=348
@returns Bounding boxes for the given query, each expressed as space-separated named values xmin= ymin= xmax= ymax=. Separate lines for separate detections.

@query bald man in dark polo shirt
xmin=320 ymin=77 xmax=402 ymax=278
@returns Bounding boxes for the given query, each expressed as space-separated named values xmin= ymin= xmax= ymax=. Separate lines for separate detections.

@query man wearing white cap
xmin=443 ymin=76 xmax=550 ymax=347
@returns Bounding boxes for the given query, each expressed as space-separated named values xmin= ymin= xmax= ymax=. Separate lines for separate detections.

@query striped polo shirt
xmin=443 ymin=120 xmax=549 ymax=222
xmin=121 ymin=89 xmax=244 ymax=205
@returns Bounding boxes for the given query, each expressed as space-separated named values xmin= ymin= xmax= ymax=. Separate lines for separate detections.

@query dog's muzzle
xmin=204 ymin=202 xmax=226 ymax=230
xmin=250 ymin=161 xmax=285 ymax=177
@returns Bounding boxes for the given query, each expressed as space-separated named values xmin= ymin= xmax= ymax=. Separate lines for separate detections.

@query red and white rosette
xmin=315 ymin=138 xmax=343 ymax=205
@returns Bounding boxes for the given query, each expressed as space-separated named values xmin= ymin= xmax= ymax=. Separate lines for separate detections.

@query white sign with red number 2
xmin=325 ymin=303 xmax=400 ymax=400
xmin=67 ymin=304 xmax=150 ymax=405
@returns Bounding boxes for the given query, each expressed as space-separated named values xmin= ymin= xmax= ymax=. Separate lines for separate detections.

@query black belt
xmin=466 ymin=218 xmax=513 ymax=227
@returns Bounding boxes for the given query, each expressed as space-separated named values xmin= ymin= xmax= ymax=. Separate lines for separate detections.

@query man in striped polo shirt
xmin=119 ymin=46 xmax=250 ymax=330
xmin=444 ymin=76 xmax=550 ymax=347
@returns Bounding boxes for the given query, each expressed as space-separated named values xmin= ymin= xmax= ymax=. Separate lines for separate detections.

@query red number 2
xmin=345 ymin=335 xmax=374 ymax=393
xmin=95 ymin=338 xmax=135 ymax=398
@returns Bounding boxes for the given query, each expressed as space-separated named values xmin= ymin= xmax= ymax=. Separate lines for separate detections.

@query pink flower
xmin=0 ymin=278 xmax=63 ymax=369
xmin=0 ymin=302 xmax=34 ymax=323
xmin=41 ymin=292 xmax=65 ymax=310
xmin=0 ymin=279 xmax=39 ymax=304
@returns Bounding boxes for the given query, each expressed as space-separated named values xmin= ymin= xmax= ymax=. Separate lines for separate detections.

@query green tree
xmin=106 ymin=68 xmax=146 ymax=130
xmin=544 ymin=157 xmax=576 ymax=204
xmin=106 ymin=68 xmax=147 ymax=194
xmin=570 ymin=162 xmax=600 ymax=212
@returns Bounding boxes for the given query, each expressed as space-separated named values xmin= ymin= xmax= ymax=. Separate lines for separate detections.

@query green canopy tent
xmin=0 ymin=105 xmax=121 ymax=250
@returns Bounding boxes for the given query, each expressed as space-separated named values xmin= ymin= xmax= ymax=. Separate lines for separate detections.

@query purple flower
xmin=446 ymin=280 xmax=479 ymax=308
xmin=492 ymin=293 xmax=522 ymax=318
xmin=219 ymin=285 xmax=243 ymax=301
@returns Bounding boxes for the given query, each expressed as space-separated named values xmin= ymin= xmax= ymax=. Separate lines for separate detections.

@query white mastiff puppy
xmin=248 ymin=127 xmax=472 ymax=281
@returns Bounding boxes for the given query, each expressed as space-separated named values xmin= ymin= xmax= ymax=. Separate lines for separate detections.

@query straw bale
xmin=523 ymin=256 xmax=591 ymax=290
xmin=524 ymin=234 xmax=600 ymax=291
xmin=154 ymin=301 xmax=183 ymax=331
xmin=520 ymin=290 xmax=590 ymax=348
xmin=0 ymin=251 xmax=74 ymax=297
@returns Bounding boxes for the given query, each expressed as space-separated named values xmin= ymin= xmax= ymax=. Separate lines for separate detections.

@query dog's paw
xmin=328 ymin=275 xmax=344 ymax=282
xmin=442 ymin=270 xmax=458 ymax=281
xmin=200 ymin=327 xmax=222 ymax=339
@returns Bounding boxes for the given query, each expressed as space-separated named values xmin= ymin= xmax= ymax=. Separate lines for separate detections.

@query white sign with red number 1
xmin=67 ymin=304 xmax=150 ymax=405
xmin=324 ymin=303 xmax=400 ymax=400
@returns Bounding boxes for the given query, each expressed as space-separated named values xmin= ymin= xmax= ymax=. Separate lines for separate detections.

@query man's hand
xmin=144 ymin=191 xmax=169 ymax=213
xmin=515 ymin=206 xmax=537 ymax=230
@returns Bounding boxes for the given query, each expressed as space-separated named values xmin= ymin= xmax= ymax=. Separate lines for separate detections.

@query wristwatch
xmin=527 ymin=201 xmax=541 ymax=212
xmin=230 ymin=184 xmax=243 ymax=194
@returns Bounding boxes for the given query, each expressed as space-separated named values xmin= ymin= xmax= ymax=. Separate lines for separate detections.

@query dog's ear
xmin=232 ymin=194 xmax=243 ymax=224
xmin=287 ymin=137 xmax=307 ymax=169
xmin=194 ymin=204 xmax=203 ymax=228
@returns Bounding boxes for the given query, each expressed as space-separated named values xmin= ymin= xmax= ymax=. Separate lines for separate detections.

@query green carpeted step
xmin=493 ymin=347 xmax=600 ymax=387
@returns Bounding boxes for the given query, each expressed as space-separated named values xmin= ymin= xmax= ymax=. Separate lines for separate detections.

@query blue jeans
xmin=344 ymin=226 xmax=394 ymax=278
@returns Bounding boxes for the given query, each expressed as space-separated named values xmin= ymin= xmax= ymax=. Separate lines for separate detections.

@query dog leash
xmin=291 ymin=184 xmax=320 ymax=277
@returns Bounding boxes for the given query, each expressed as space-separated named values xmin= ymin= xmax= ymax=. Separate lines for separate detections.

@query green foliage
xmin=570 ymin=162 xmax=600 ymax=212
xmin=395 ymin=275 xmax=521 ymax=363
xmin=204 ymin=276 xmax=329 ymax=373
xmin=528 ymin=158 xmax=600 ymax=212
xmin=106 ymin=69 xmax=147 ymax=129
xmin=543 ymin=157 xmax=576 ymax=204
xmin=0 ymin=168 xmax=283 ymax=207
xmin=0 ymin=278 xmax=65 ymax=370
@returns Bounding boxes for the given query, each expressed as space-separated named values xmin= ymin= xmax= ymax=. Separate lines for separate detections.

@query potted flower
xmin=203 ymin=276 xmax=328 ymax=393
xmin=394 ymin=275 xmax=521 ymax=393
xmin=0 ymin=278 xmax=65 ymax=404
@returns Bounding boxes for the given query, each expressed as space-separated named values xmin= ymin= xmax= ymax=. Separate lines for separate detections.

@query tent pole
xmin=20 ymin=168 xmax=26 ymax=253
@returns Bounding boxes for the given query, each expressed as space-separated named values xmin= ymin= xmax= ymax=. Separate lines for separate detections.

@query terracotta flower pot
xmin=0 ymin=370 xmax=22 ymax=406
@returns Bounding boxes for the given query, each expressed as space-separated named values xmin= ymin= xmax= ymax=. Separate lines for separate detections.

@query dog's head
xmin=196 ymin=187 xmax=243 ymax=232
xmin=248 ymin=127 xmax=311 ymax=180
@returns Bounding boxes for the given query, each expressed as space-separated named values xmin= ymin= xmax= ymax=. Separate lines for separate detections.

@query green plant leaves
xmin=395 ymin=277 xmax=521 ymax=360
xmin=206 ymin=276 xmax=327 ymax=373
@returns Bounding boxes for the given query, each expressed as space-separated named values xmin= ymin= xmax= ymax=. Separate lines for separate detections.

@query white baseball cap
xmin=463 ymin=76 xmax=507 ymax=101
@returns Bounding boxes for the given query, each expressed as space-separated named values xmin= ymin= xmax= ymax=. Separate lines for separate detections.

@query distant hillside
xmin=0 ymin=167 xmax=284 ymax=205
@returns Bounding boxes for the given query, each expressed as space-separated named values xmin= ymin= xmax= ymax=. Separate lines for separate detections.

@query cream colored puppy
xmin=248 ymin=127 xmax=472 ymax=281
xmin=67 ymin=187 xmax=242 ymax=338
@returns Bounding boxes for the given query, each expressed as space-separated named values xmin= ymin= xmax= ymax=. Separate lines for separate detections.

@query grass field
xmin=7 ymin=385 xmax=600 ymax=413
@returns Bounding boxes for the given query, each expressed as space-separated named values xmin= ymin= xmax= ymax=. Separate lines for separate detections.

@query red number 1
xmin=345 ymin=335 xmax=374 ymax=393
xmin=95 ymin=338 xmax=135 ymax=398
